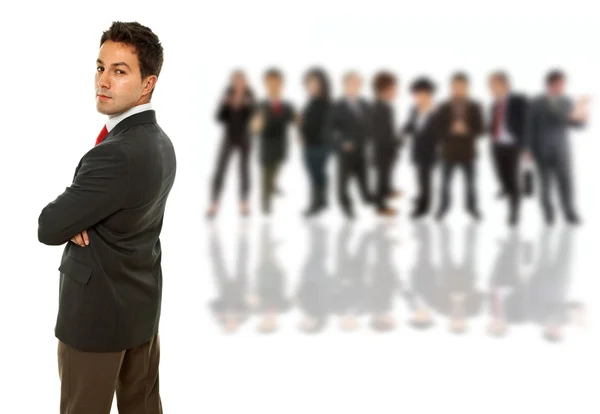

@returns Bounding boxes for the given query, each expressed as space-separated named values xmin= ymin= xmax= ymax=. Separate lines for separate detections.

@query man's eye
xmin=116 ymin=70 xmax=125 ymax=75
xmin=97 ymin=67 xmax=104 ymax=72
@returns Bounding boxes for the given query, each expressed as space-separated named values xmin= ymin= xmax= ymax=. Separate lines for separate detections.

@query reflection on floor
xmin=206 ymin=221 xmax=586 ymax=342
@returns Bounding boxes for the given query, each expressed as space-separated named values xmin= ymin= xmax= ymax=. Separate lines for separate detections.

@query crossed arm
xmin=37 ymin=144 xmax=130 ymax=246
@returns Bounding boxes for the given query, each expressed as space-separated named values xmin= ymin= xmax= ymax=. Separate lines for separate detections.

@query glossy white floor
xmin=4 ymin=0 xmax=600 ymax=412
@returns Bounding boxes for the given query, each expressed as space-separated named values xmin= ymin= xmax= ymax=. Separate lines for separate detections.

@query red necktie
xmin=95 ymin=125 xmax=108 ymax=146
xmin=272 ymin=101 xmax=282 ymax=114
xmin=492 ymin=101 xmax=505 ymax=141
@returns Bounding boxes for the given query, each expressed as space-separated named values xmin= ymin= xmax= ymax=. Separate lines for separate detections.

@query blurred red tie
xmin=95 ymin=125 xmax=108 ymax=146
xmin=492 ymin=101 xmax=505 ymax=141
xmin=272 ymin=101 xmax=282 ymax=114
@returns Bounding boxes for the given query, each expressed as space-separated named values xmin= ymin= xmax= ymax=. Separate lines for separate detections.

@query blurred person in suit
xmin=525 ymin=69 xmax=588 ymax=225
xmin=486 ymin=231 xmax=531 ymax=338
xmin=250 ymin=68 xmax=296 ymax=215
xmin=367 ymin=222 xmax=401 ymax=332
xmin=371 ymin=71 xmax=402 ymax=217
xmin=206 ymin=69 xmax=255 ymax=218
xmin=329 ymin=71 xmax=374 ymax=219
xmin=295 ymin=222 xmax=333 ymax=333
xmin=207 ymin=222 xmax=251 ymax=333
xmin=434 ymin=72 xmax=485 ymax=221
xmin=528 ymin=227 xmax=583 ymax=342
xmin=401 ymin=77 xmax=440 ymax=219
xmin=253 ymin=223 xmax=291 ymax=333
xmin=333 ymin=223 xmax=370 ymax=332
xmin=406 ymin=222 xmax=437 ymax=330
xmin=37 ymin=22 xmax=175 ymax=414
xmin=487 ymin=71 xmax=529 ymax=226
xmin=299 ymin=67 xmax=333 ymax=217
xmin=436 ymin=224 xmax=483 ymax=334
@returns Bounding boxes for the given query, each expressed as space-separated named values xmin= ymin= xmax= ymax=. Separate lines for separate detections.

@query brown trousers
xmin=58 ymin=335 xmax=162 ymax=414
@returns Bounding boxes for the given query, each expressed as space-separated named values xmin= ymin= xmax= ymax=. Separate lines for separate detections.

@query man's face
xmin=231 ymin=72 xmax=247 ymax=92
xmin=489 ymin=78 xmax=507 ymax=99
xmin=548 ymin=78 xmax=566 ymax=96
xmin=381 ymin=84 xmax=398 ymax=101
xmin=413 ymin=90 xmax=433 ymax=108
xmin=451 ymin=79 xmax=468 ymax=99
xmin=265 ymin=76 xmax=282 ymax=98
xmin=95 ymin=40 xmax=155 ymax=115
xmin=344 ymin=75 xmax=362 ymax=98
xmin=306 ymin=76 xmax=321 ymax=97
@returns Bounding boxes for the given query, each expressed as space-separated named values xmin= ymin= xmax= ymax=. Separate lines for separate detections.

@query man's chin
xmin=96 ymin=103 xmax=119 ymax=116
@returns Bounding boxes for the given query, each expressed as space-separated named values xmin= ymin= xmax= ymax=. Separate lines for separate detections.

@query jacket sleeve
xmin=401 ymin=108 xmax=416 ymax=136
xmin=320 ymin=104 xmax=334 ymax=150
xmin=328 ymin=104 xmax=344 ymax=151
xmin=216 ymin=101 xmax=229 ymax=123
xmin=471 ymin=103 xmax=485 ymax=138
xmin=434 ymin=104 xmax=449 ymax=142
xmin=524 ymin=99 xmax=537 ymax=152
xmin=38 ymin=143 xmax=130 ymax=246
xmin=517 ymin=96 xmax=529 ymax=149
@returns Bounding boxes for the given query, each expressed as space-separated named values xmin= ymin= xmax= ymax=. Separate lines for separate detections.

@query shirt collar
xmin=106 ymin=103 xmax=153 ymax=132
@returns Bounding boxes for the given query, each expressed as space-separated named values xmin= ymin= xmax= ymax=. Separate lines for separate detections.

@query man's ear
xmin=142 ymin=75 xmax=158 ymax=97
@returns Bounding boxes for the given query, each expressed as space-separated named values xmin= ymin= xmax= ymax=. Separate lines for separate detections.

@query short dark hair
xmin=490 ymin=70 xmax=510 ymax=85
xmin=264 ymin=67 xmax=283 ymax=81
xmin=546 ymin=69 xmax=565 ymax=85
xmin=373 ymin=71 xmax=397 ymax=94
xmin=452 ymin=71 xmax=469 ymax=84
xmin=100 ymin=21 xmax=163 ymax=82
xmin=410 ymin=77 xmax=436 ymax=93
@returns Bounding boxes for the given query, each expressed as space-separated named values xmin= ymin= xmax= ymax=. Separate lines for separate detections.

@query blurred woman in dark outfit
xmin=299 ymin=68 xmax=333 ymax=217
xmin=207 ymin=70 xmax=255 ymax=218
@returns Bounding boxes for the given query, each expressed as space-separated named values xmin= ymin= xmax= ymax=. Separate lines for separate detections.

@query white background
xmin=1 ymin=0 xmax=599 ymax=412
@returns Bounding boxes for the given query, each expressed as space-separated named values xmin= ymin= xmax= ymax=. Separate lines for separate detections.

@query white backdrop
xmin=1 ymin=0 xmax=599 ymax=412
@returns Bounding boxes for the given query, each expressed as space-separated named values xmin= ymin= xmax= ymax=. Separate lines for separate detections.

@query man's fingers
xmin=71 ymin=232 xmax=88 ymax=247
xmin=73 ymin=234 xmax=84 ymax=247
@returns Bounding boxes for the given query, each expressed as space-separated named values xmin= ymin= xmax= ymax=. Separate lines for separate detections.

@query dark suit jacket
xmin=435 ymin=99 xmax=484 ymax=163
xmin=38 ymin=110 xmax=177 ymax=352
xmin=401 ymin=106 xmax=439 ymax=166
xmin=371 ymin=99 xmax=400 ymax=162
xmin=488 ymin=93 xmax=528 ymax=148
xmin=329 ymin=98 xmax=372 ymax=155
xmin=526 ymin=95 xmax=585 ymax=162
xmin=258 ymin=100 xmax=295 ymax=165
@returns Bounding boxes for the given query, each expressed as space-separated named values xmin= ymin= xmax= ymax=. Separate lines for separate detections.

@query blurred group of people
xmin=206 ymin=67 xmax=590 ymax=226
xmin=208 ymin=222 xmax=585 ymax=342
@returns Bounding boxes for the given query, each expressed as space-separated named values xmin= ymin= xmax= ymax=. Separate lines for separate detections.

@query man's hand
xmin=71 ymin=230 xmax=89 ymax=247
xmin=452 ymin=120 xmax=468 ymax=135
xmin=250 ymin=112 xmax=264 ymax=135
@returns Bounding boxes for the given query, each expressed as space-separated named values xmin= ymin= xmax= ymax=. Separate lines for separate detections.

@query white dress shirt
xmin=495 ymin=97 xmax=515 ymax=146
xmin=416 ymin=109 xmax=432 ymax=132
xmin=106 ymin=103 xmax=153 ymax=132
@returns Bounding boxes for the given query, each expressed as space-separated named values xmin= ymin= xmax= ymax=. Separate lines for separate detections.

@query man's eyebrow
xmin=96 ymin=59 xmax=131 ymax=70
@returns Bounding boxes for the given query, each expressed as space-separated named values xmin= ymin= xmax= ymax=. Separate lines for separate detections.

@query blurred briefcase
xmin=520 ymin=158 xmax=535 ymax=197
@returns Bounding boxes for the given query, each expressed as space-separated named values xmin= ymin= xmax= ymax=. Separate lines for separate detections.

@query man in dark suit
xmin=371 ymin=71 xmax=401 ymax=216
xmin=401 ymin=77 xmax=439 ymax=219
xmin=37 ymin=22 xmax=176 ymax=414
xmin=329 ymin=71 xmax=374 ymax=219
xmin=488 ymin=71 xmax=529 ymax=226
xmin=251 ymin=68 xmax=296 ymax=215
xmin=435 ymin=72 xmax=485 ymax=221
xmin=526 ymin=70 xmax=588 ymax=225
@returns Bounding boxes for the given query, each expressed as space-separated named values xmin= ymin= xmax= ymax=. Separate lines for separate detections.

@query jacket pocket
xmin=58 ymin=256 xmax=92 ymax=285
